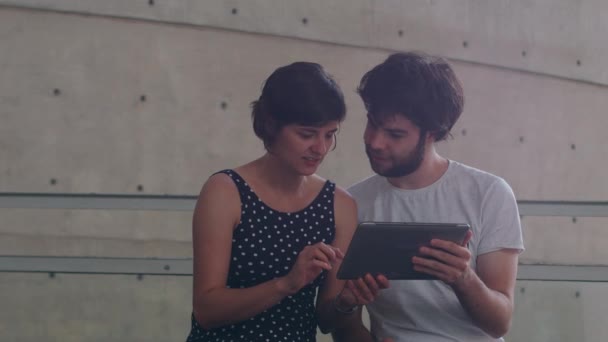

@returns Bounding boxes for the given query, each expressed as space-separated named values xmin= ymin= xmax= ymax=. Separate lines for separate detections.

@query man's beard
xmin=366 ymin=132 xmax=426 ymax=178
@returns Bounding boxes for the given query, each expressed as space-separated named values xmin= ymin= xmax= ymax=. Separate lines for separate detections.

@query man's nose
xmin=365 ymin=129 xmax=385 ymax=150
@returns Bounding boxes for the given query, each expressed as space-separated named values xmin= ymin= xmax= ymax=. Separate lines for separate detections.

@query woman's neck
xmin=247 ymin=154 xmax=309 ymax=196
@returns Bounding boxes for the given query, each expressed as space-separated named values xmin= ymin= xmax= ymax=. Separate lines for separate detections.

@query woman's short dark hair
xmin=251 ymin=62 xmax=346 ymax=149
xmin=357 ymin=52 xmax=464 ymax=141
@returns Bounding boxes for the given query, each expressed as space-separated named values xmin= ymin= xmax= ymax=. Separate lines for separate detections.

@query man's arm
xmin=329 ymin=273 xmax=391 ymax=342
xmin=414 ymin=176 xmax=523 ymax=338
xmin=315 ymin=188 xmax=358 ymax=333
xmin=316 ymin=188 xmax=389 ymax=335
xmin=331 ymin=306 xmax=375 ymax=342
xmin=413 ymin=235 xmax=519 ymax=338
xmin=452 ymin=249 xmax=519 ymax=338
xmin=331 ymin=304 xmax=396 ymax=342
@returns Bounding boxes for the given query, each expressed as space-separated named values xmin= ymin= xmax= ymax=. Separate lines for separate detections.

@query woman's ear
xmin=261 ymin=115 xmax=281 ymax=151
xmin=263 ymin=115 xmax=279 ymax=140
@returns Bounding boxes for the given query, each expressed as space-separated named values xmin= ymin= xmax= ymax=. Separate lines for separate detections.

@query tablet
xmin=337 ymin=222 xmax=470 ymax=280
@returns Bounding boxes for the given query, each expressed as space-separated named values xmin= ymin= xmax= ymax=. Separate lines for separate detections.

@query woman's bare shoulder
xmin=196 ymin=172 xmax=241 ymax=214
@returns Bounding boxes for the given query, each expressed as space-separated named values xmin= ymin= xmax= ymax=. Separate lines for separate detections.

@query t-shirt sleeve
xmin=478 ymin=178 xmax=525 ymax=255
xmin=347 ymin=177 xmax=377 ymax=223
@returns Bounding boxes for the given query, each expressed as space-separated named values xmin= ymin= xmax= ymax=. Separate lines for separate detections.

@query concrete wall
xmin=1 ymin=1 xmax=607 ymax=341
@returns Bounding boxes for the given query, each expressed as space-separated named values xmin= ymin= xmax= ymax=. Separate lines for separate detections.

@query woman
xmin=186 ymin=62 xmax=363 ymax=341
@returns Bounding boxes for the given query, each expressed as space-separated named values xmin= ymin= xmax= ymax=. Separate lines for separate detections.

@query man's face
xmin=364 ymin=113 xmax=428 ymax=177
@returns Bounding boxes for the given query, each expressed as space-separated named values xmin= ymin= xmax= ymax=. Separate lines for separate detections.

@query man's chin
xmin=369 ymin=162 xmax=388 ymax=176
xmin=368 ymin=157 xmax=402 ymax=177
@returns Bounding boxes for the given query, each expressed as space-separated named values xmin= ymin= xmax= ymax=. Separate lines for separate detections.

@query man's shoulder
xmin=449 ymin=161 xmax=508 ymax=187
xmin=448 ymin=161 xmax=516 ymax=204
xmin=347 ymin=174 xmax=384 ymax=197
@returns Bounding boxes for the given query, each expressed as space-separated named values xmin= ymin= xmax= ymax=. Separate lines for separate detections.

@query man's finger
xmin=375 ymin=274 xmax=390 ymax=289
xmin=354 ymin=277 xmax=374 ymax=302
xmin=363 ymin=273 xmax=380 ymax=295
xmin=346 ymin=280 xmax=365 ymax=303
xmin=418 ymin=246 xmax=463 ymax=267
xmin=461 ymin=229 xmax=473 ymax=246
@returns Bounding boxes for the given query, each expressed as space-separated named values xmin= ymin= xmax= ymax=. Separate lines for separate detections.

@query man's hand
xmin=337 ymin=273 xmax=390 ymax=309
xmin=330 ymin=274 xmax=392 ymax=342
xmin=412 ymin=230 xmax=473 ymax=287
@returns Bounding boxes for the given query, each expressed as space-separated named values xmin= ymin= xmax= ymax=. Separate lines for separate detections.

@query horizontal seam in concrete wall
xmin=0 ymin=232 xmax=191 ymax=244
xmin=2 ymin=4 xmax=608 ymax=89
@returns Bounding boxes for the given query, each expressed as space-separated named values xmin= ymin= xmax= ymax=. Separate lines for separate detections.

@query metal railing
xmin=2 ymin=192 xmax=608 ymax=281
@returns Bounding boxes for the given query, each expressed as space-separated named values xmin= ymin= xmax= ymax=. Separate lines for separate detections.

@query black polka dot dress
xmin=186 ymin=169 xmax=336 ymax=342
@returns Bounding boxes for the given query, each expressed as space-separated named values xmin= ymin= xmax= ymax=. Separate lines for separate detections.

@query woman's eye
xmin=298 ymin=133 xmax=314 ymax=139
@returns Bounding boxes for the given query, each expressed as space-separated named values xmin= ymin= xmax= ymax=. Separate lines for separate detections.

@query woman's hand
xmin=279 ymin=242 xmax=343 ymax=294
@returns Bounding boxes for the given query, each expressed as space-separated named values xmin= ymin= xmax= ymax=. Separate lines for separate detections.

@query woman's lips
xmin=303 ymin=157 xmax=321 ymax=167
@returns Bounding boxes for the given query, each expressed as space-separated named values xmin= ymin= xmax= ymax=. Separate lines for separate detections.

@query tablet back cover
xmin=337 ymin=222 xmax=470 ymax=280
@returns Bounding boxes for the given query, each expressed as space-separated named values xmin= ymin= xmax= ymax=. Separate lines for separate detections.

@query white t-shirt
xmin=348 ymin=160 xmax=524 ymax=342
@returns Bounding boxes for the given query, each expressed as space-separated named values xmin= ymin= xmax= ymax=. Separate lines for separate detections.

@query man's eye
xmin=389 ymin=133 xmax=404 ymax=139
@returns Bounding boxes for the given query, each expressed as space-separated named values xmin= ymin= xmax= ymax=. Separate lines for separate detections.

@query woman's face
xmin=269 ymin=120 xmax=340 ymax=175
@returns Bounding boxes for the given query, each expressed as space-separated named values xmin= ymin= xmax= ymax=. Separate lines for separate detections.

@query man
xmin=332 ymin=52 xmax=524 ymax=342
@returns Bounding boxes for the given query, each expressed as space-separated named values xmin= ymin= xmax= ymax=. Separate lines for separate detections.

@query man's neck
xmin=387 ymin=149 xmax=449 ymax=190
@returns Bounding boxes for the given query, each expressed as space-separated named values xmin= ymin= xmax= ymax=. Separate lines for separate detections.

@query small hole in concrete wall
xmin=137 ymin=274 xmax=144 ymax=281
xmin=519 ymin=136 xmax=525 ymax=143
xmin=461 ymin=129 xmax=467 ymax=136
xmin=576 ymin=60 xmax=581 ymax=66
xmin=462 ymin=41 xmax=468 ymax=48
xmin=520 ymin=287 xmax=525 ymax=293
xmin=575 ymin=291 xmax=580 ymax=298
xmin=148 ymin=0 xmax=154 ymax=6
xmin=220 ymin=101 xmax=228 ymax=110
xmin=137 ymin=185 xmax=144 ymax=192
xmin=571 ymin=143 xmax=576 ymax=150
xmin=164 ymin=265 xmax=171 ymax=271
xmin=572 ymin=217 xmax=577 ymax=223
xmin=231 ymin=8 xmax=238 ymax=15
xmin=49 ymin=272 xmax=56 ymax=278
xmin=398 ymin=30 xmax=403 ymax=37
xmin=53 ymin=88 xmax=61 ymax=96
xmin=302 ymin=17 xmax=308 ymax=25
xmin=50 ymin=178 xmax=57 ymax=185
xmin=521 ymin=50 xmax=527 ymax=57
xmin=140 ymin=95 xmax=147 ymax=102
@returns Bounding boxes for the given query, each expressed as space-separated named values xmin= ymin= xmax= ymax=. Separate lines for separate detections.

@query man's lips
xmin=367 ymin=152 xmax=388 ymax=162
